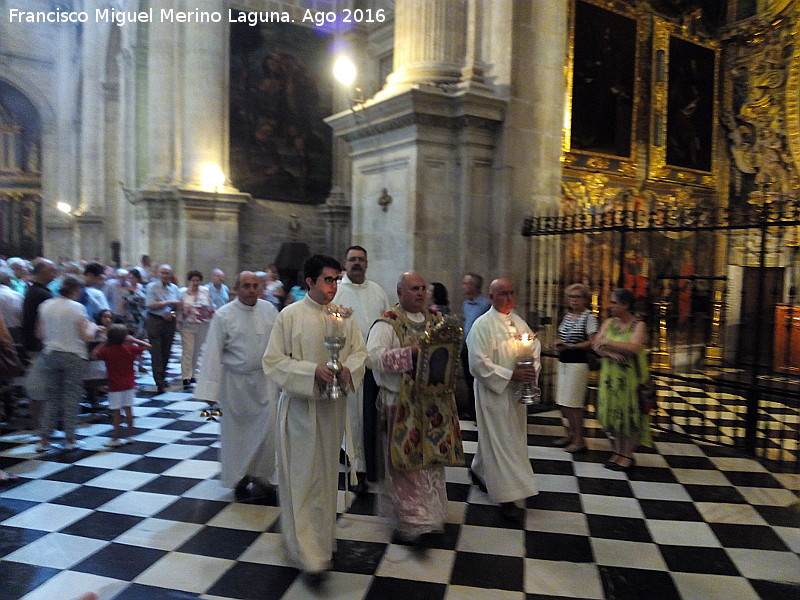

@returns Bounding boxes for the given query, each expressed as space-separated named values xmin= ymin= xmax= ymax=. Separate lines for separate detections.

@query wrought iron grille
xmin=522 ymin=195 xmax=800 ymax=472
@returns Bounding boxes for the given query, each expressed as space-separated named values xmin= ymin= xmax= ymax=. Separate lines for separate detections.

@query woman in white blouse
xmin=553 ymin=283 xmax=598 ymax=453
xmin=36 ymin=275 xmax=100 ymax=452
xmin=178 ymin=270 xmax=215 ymax=388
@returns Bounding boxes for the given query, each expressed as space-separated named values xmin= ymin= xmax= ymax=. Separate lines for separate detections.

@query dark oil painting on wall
xmin=570 ymin=0 xmax=637 ymax=158
xmin=229 ymin=12 xmax=333 ymax=204
xmin=666 ymin=36 xmax=715 ymax=172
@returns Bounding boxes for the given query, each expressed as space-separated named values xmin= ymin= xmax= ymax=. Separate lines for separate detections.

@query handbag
xmin=558 ymin=312 xmax=601 ymax=370
xmin=633 ymin=354 xmax=657 ymax=414
xmin=0 ymin=342 xmax=25 ymax=379
xmin=586 ymin=348 xmax=602 ymax=371
xmin=584 ymin=314 xmax=602 ymax=371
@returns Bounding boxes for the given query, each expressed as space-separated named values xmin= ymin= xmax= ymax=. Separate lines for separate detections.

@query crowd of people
xmin=0 ymin=249 xmax=653 ymax=591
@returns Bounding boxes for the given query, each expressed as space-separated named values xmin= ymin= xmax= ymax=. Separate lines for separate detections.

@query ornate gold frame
xmin=563 ymin=0 xmax=645 ymax=178
xmin=414 ymin=319 xmax=462 ymax=396
xmin=649 ymin=17 xmax=720 ymax=185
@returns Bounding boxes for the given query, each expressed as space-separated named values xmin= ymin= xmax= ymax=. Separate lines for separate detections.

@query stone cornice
xmin=325 ymin=87 xmax=506 ymax=144
xmin=129 ymin=186 xmax=251 ymax=214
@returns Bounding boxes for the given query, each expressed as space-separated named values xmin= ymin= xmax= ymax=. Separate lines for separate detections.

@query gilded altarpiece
xmin=553 ymin=1 xmax=727 ymax=359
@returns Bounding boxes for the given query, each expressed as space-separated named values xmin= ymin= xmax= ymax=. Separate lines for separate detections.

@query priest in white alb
xmin=263 ymin=255 xmax=367 ymax=587
xmin=467 ymin=277 xmax=539 ymax=523
xmin=194 ymin=271 xmax=280 ymax=499
xmin=332 ymin=245 xmax=391 ymax=489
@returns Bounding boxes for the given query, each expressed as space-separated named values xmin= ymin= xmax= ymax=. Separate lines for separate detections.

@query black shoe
xmin=156 ymin=386 xmax=165 ymax=395
xmin=500 ymin=502 xmax=522 ymax=524
xmin=182 ymin=379 xmax=191 ymax=389
xmin=469 ymin=468 xmax=488 ymax=493
xmin=607 ymin=455 xmax=635 ymax=473
xmin=190 ymin=377 xmax=196 ymax=384
xmin=234 ymin=476 xmax=251 ymax=501
xmin=249 ymin=480 xmax=278 ymax=504
xmin=410 ymin=532 xmax=437 ymax=555
xmin=354 ymin=472 xmax=369 ymax=496
xmin=303 ymin=571 xmax=328 ymax=590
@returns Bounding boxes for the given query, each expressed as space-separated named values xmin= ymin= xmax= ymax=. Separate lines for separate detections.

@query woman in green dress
xmin=592 ymin=288 xmax=652 ymax=472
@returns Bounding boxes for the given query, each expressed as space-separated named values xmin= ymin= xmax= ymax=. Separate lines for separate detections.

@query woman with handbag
xmin=553 ymin=284 xmax=598 ymax=453
xmin=37 ymin=275 xmax=101 ymax=452
xmin=592 ymin=288 xmax=652 ymax=473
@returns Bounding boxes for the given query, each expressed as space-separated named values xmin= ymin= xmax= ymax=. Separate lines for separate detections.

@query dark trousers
xmin=460 ymin=344 xmax=476 ymax=420
xmin=362 ymin=368 xmax=380 ymax=482
xmin=145 ymin=315 xmax=176 ymax=389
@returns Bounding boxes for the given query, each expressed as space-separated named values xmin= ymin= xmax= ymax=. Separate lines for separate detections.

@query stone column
xmin=78 ymin=17 xmax=106 ymax=215
xmin=117 ymin=40 xmax=139 ymax=266
xmin=328 ymin=0 xmax=507 ymax=297
xmin=527 ymin=0 xmax=567 ymax=214
xmin=49 ymin=18 xmax=81 ymax=259
xmin=460 ymin=0 xmax=490 ymax=91
xmin=385 ymin=0 xmax=467 ymax=89
xmin=180 ymin=0 xmax=227 ymax=185
xmin=135 ymin=7 xmax=249 ymax=280
xmin=145 ymin=14 xmax=177 ymax=185
xmin=530 ymin=0 xmax=568 ymax=316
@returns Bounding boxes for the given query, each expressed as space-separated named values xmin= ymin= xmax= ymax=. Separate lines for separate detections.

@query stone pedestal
xmin=74 ymin=214 xmax=105 ymax=262
xmin=130 ymin=187 xmax=249 ymax=281
xmin=326 ymin=87 xmax=505 ymax=296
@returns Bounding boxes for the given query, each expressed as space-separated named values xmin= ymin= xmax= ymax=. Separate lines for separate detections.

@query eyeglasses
xmin=317 ymin=276 xmax=342 ymax=285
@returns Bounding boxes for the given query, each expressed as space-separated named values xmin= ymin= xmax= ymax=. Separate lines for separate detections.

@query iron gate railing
xmin=522 ymin=195 xmax=800 ymax=472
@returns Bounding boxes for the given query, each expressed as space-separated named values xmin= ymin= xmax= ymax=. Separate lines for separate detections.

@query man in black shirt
xmin=21 ymin=259 xmax=59 ymax=432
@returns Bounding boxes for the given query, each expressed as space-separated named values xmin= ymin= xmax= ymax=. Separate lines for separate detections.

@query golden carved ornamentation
xmin=724 ymin=11 xmax=799 ymax=195
xmin=561 ymin=172 xmax=629 ymax=214
xmin=585 ymin=157 xmax=610 ymax=170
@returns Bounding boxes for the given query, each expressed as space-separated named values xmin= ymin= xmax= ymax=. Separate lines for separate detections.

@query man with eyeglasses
xmin=263 ymin=254 xmax=367 ymax=588
xmin=366 ymin=272 xmax=463 ymax=549
xmin=333 ymin=245 xmax=391 ymax=492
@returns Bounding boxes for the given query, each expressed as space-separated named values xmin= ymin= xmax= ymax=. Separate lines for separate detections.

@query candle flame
xmin=520 ymin=333 xmax=533 ymax=344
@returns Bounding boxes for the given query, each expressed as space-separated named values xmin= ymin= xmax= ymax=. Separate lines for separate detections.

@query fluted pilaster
xmin=386 ymin=0 xmax=468 ymax=88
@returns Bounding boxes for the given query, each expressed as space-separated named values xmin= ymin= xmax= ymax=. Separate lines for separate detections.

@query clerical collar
xmin=235 ymin=299 xmax=257 ymax=310
xmin=342 ymin=273 xmax=368 ymax=287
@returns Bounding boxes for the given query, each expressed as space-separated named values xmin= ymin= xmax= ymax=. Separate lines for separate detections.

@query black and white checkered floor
xmin=1 ymin=351 xmax=799 ymax=599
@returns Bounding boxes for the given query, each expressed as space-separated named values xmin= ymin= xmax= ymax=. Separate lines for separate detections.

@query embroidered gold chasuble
xmin=376 ymin=305 xmax=464 ymax=472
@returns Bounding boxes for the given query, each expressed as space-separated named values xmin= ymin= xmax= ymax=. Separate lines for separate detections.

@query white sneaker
xmin=104 ymin=438 xmax=123 ymax=448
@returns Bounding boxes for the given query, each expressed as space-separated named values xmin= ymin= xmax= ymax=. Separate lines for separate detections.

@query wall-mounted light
xmin=200 ymin=164 xmax=226 ymax=193
xmin=333 ymin=55 xmax=356 ymax=86
xmin=333 ymin=55 xmax=364 ymax=105
xmin=57 ymin=202 xmax=72 ymax=214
